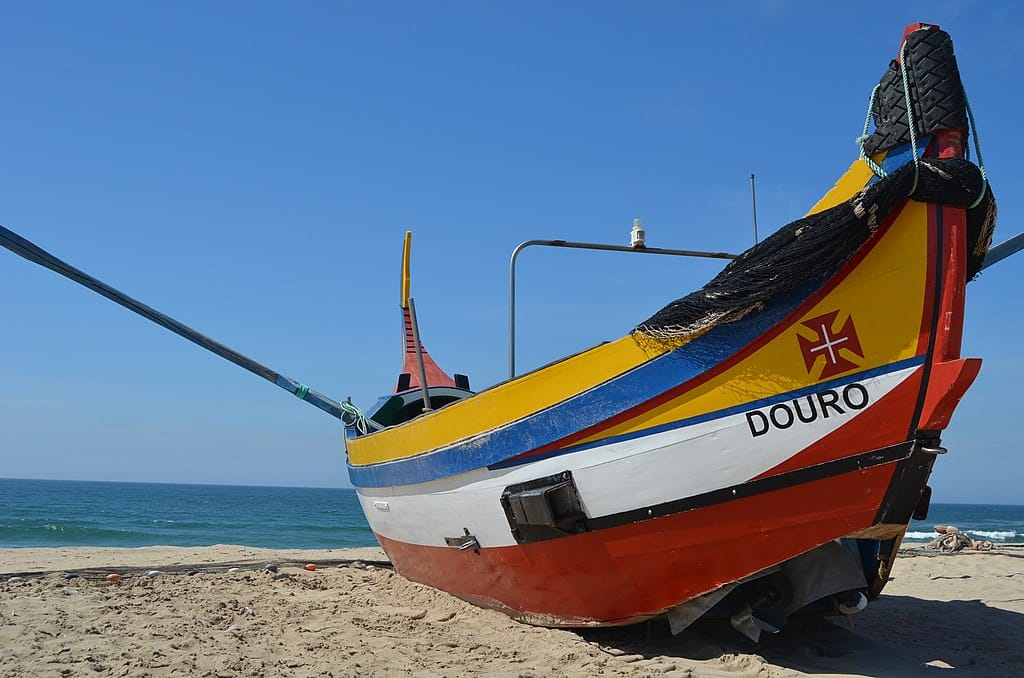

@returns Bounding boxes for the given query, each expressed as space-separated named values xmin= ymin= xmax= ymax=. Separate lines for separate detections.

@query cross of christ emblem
xmin=796 ymin=310 xmax=864 ymax=380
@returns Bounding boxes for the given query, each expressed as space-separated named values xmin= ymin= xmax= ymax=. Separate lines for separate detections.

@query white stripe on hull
xmin=357 ymin=366 xmax=917 ymax=549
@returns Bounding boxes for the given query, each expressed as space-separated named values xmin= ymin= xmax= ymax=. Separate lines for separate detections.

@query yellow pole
xmin=401 ymin=231 xmax=412 ymax=309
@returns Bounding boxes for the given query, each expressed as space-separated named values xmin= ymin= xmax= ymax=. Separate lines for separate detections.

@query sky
xmin=1 ymin=2 xmax=1021 ymax=503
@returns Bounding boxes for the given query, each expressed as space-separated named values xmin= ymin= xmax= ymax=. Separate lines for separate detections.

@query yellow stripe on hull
xmin=347 ymin=336 xmax=668 ymax=466
xmin=347 ymin=152 xmax=904 ymax=469
xmin=806 ymin=153 xmax=885 ymax=216
xmin=583 ymin=200 xmax=929 ymax=442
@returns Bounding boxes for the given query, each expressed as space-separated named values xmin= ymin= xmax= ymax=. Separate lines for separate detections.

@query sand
xmin=2 ymin=545 xmax=1022 ymax=677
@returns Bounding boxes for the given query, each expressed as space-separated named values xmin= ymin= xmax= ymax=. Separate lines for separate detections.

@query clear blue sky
xmin=1 ymin=2 xmax=1021 ymax=503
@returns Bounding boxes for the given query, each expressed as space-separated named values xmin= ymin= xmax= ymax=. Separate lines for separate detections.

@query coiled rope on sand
xmin=926 ymin=524 xmax=994 ymax=553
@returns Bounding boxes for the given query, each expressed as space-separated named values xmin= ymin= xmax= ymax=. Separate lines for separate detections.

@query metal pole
xmin=509 ymin=243 xmax=525 ymax=380
xmin=981 ymin=231 xmax=1024 ymax=271
xmin=0 ymin=224 xmax=352 ymax=421
xmin=750 ymin=173 xmax=759 ymax=244
xmin=407 ymin=297 xmax=433 ymax=412
xmin=508 ymin=239 xmax=739 ymax=379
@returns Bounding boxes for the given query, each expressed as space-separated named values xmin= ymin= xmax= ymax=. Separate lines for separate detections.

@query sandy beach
xmin=2 ymin=545 xmax=1022 ymax=677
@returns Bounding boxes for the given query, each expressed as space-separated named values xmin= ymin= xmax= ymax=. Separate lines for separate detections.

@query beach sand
xmin=2 ymin=545 xmax=1022 ymax=677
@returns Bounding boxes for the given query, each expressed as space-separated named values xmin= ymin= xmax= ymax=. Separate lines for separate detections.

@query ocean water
xmin=905 ymin=502 xmax=1024 ymax=543
xmin=1 ymin=478 xmax=1021 ymax=549
xmin=0 ymin=478 xmax=376 ymax=549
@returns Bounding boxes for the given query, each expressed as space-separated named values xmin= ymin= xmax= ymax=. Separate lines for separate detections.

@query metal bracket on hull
xmin=500 ymin=471 xmax=589 ymax=544
xmin=444 ymin=528 xmax=480 ymax=554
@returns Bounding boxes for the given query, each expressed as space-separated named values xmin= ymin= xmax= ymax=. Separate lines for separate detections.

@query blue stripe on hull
xmin=347 ymin=142 xmax=927 ymax=489
xmin=488 ymin=355 xmax=924 ymax=470
xmin=349 ymin=277 xmax=849 ymax=488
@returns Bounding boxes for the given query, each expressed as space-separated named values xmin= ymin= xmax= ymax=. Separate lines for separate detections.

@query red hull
xmin=378 ymin=461 xmax=899 ymax=625
xmin=375 ymin=359 xmax=979 ymax=625
xmin=351 ymin=25 xmax=993 ymax=632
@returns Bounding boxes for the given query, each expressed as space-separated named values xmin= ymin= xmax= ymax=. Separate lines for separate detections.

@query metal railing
xmin=508 ymin=239 xmax=739 ymax=378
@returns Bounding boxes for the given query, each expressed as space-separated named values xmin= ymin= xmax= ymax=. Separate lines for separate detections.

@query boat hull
xmin=374 ymin=449 xmax=904 ymax=626
xmin=346 ymin=24 xmax=994 ymax=624
xmin=356 ymin=357 xmax=978 ymax=626
xmin=348 ymin=179 xmax=983 ymax=626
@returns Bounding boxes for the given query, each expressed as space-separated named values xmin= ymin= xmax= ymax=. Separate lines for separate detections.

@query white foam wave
xmin=904 ymin=529 xmax=1018 ymax=540
xmin=971 ymin=530 xmax=1017 ymax=540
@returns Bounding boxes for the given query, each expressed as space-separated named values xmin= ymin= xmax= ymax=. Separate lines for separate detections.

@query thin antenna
xmin=750 ymin=173 xmax=759 ymax=244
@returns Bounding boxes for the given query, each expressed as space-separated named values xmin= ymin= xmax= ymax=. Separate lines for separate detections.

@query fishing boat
xmin=342 ymin=23 xmax=999 ymax=637
xmin=0 ymin=23 xmax=1014 ymax=639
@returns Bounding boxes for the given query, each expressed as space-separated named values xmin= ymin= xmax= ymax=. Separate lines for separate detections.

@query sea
xmin=0 ymin=477 xmax=1021 ymax=549
xmin=0 ymin=478 xmax=376 ymax=549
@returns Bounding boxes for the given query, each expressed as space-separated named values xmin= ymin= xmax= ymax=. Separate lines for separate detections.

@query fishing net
xmin=633 ymin=158 xmax=995 ymax=349
xmin=633 ymin=25 xmax=996 ymax=352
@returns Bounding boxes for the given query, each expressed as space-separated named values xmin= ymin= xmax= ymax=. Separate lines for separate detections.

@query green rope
xmin=898 ymin=41 xmax=921 ymax=195
xmin=963 ymin=85 xmax=989 ymax=209
xmin=294 ymin=384 xmax=309 ymax=400
xmin=858 ymin=84 xmax=888 ymax=178
xmin=858 ymin=49 xmax=988 ymax=209
xmin=339 ymin=400 xmax=371 ymax=435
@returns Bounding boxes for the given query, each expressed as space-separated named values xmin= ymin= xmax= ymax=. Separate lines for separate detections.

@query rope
xmin=926 ymin=525 xmax=993 ymax=552
xmin=857 ymin=46 xmax=987 ymax=211
xmin=291 ymin=380 xmax=377 ymax=435
xmin=857 ymin=42 xmax=923 ymax=185
xmin=858 ymin=84 xmax=888 ymax=178
xmin=963 ymin=85 xmax=989 ymax=209
xmin=339 ymin=400 xmax=372 ymax=435
xmin=898 ymin=40 xmax=921 ymax=195
xmin=633 ymin=157 xmax=992 ymax=347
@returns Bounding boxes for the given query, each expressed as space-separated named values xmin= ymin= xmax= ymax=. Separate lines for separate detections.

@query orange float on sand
xmin=304 ymin=563 xmax=317 ymax=571
xmin=106 ymin=573 xmax=121 ymax=583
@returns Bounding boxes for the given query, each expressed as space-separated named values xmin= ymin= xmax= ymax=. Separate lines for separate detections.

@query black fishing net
xmin=632 ymin=158 xmax=995 ymax=348
xmin=633 ymin=24 xmax=995 ymax=351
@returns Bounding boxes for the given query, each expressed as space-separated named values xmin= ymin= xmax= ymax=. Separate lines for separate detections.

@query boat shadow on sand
xmin=579 ymin=596 xmax=1024 ymax=676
